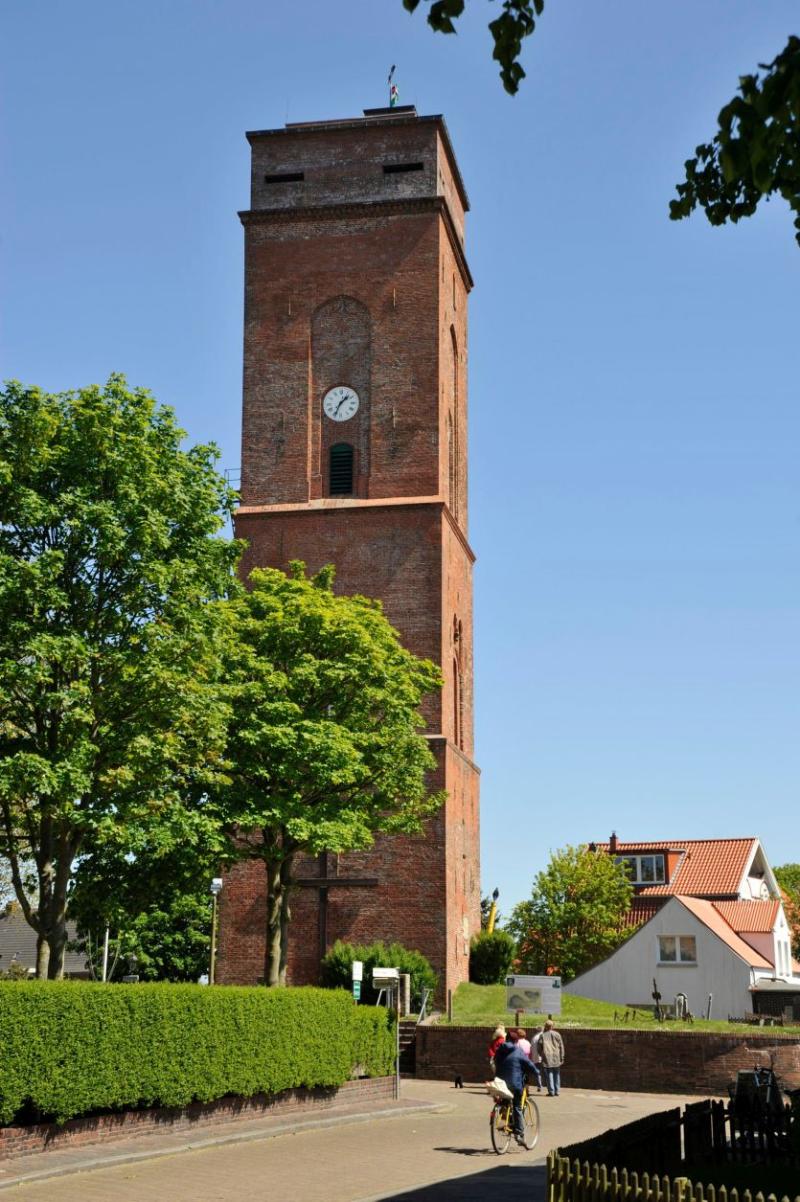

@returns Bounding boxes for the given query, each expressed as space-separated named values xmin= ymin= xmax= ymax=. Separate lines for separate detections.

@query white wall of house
xmin=733 ymin=909 xmax=796 ymax=981
xmin=565 ymin=897 xmax=756 ymax=1019
xmin=737 ymin=930 xmax=774 ymax=963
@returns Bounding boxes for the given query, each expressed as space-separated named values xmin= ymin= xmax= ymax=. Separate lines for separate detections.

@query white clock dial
xmin=323 ymin=385 xmax=360 ymax=422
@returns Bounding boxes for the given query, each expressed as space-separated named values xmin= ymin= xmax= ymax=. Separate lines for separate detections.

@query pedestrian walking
xmin=487 ymin=1025 xmax=506 ymax=1076
xmin=518 ymin=1027 xmax=542 ymax=1091
xmin=536 ymin=1020 xmax=565 ymax=1096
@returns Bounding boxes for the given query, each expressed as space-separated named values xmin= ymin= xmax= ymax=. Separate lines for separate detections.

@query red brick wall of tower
xmin=216 ymin=110 xmax=480 ymax=999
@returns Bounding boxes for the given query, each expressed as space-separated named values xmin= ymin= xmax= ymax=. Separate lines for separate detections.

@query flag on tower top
xmin=388 ymin=64 xmax=398 ymax=107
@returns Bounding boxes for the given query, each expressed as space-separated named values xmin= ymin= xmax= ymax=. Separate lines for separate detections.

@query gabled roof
xmin=0 ymin=906 xmax=88 ymax=977
xmin=676 ymin=896 xmax=773 ymax=969
xmin=597 ymin=837 xmax=758 ymax=897
xmin=713 ymin=899 xmax=779 ymax=933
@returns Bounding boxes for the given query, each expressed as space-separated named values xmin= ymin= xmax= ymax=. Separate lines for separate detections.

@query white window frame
xmin=658 ymin=935 xmax=697 ymax=965
xmin=616 ymin=854 xmax=666 ymax=885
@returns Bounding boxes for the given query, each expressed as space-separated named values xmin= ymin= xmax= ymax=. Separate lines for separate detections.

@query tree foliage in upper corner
xmin=671 ymin=36 xmax=800 ymax=247
xmin=0 ymin=376 xmax=239 ymax=980
xmin=213 ymin=562 xmax=444 ymax=987
xmin=774 ymin=863 xmax=800 ymax=960
xmin=402 ymin=0 xmax=541 ymax=95
xmin=506 ymin=844 xmax=633 ymax=982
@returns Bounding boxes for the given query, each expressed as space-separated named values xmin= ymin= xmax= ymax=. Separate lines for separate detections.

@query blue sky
xmin=2 ymin=1 xmax=798 ymax=915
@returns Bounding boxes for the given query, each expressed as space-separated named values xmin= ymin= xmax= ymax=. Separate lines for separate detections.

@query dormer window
xmin=616 ymin=854 xmax=666 ymax=884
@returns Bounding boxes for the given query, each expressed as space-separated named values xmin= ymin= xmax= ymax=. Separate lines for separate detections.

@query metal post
xmin=395 ymin=983 xmax=401 ymax=1099
xmin=209 ymin=877 xmax=223 ymax=985
xmin=101 ymin=926 xmax=110 ymax=983
xmin=210 ymin=892 xmax=218 ymax=985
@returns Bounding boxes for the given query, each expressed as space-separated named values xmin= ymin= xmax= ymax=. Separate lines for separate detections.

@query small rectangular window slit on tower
xmin=264 ymin=171 xmax=305 ymax=184
xmin=383 ymin=162 xmax=424 ymax=175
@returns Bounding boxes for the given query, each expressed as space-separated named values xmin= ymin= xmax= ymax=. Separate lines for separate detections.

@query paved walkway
xmin=2 ymin=1082 xmax=700 ymax=1201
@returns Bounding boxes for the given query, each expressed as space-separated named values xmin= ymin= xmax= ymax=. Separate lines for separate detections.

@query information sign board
xmin=505 ymin=974 xmax=562 ymax=1015
xmin=352 ymin=980 xmax=362 ymax=1001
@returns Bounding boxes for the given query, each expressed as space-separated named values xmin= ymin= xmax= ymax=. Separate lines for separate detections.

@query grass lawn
xmin=443 ymin=984 xmax=800 ymax=1036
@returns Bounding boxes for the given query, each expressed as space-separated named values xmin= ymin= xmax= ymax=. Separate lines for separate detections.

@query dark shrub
xmin=320 ymin=940 xmax=437 ymax=1009
xmin=469 ymin=929 xmax=516 ymax=984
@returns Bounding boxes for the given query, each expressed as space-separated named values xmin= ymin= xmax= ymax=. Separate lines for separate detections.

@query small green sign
xmin=352 ymin=980 xmax=362 ymax=1001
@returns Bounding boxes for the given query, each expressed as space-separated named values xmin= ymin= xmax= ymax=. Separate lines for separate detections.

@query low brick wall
xmin=415 ymin=1026 xmax=800 ymax=1095
xmin=0 ymin=1076 xmax=397 ymax=1162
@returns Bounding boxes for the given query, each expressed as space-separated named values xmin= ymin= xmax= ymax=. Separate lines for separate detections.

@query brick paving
xmin=1 ymin=1081 xmax=704 ymax=1201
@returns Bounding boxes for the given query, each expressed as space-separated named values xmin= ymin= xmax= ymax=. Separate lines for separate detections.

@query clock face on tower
xmin=322 ymin=385 xmax=359 ymax=422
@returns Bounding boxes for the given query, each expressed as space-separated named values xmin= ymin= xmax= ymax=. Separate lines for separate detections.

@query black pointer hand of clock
xmin=335 ymin=396 xmax=346 ymax=415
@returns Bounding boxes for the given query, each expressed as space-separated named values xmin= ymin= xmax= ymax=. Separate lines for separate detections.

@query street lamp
xmin=209 ymin=877 xmax=223 ymax=985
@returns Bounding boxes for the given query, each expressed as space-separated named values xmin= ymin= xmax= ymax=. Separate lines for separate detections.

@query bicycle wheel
xmin=521 ymin=1098 xmax=540 ymax=1149
xmin=490 ymin=1103 xmax=512 ymax=1154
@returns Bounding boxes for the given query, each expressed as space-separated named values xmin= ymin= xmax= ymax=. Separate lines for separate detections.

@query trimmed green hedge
xmin=0 ymin=981 xmax=394 ymax=1126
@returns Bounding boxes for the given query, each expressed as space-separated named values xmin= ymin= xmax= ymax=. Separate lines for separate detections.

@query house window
xmin=616 ymin=854 xmax=666 ymax=884
xmin=329 ymin=443 xmax=354 ymax=495
xmin=658 ymin=935 xmax=697 ymax=964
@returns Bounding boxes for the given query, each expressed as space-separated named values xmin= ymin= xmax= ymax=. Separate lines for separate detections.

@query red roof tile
xmin=597 ymin=837 xmax=757 ymax=898
xmin=623 ymin=898 xmax=665 ymax=928
xmin=713 ymin=899 xmax=779 ymax=933
xmin=676 ymin=896 xmax=773 ymax=969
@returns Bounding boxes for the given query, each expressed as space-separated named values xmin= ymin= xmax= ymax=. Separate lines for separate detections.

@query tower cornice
xmin=239 ymin=196 xmax=474 ymax=292
xmin=235 ymin=496 xmax=476 ymax=564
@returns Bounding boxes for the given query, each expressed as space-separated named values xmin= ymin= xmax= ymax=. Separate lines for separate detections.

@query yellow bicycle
xmin=489 ymin=1082 xmax=540 ymax=1154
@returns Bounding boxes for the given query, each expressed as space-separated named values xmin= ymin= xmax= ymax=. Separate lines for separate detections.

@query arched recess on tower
xmin=311 ymin=295 xmax=371 ymax=497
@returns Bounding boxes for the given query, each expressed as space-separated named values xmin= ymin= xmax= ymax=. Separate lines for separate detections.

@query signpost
xmin=352 ymin=959 xmax=363 ymax=1003
xmin=505 ymin=974 xmax=562 ymax=1016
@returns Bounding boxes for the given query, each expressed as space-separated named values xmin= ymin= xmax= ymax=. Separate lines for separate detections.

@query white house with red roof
xmin=565 ymin=834 xmax=800 ymax=1021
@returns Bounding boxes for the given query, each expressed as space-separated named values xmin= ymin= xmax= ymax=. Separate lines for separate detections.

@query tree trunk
xmin=36 ymin=933 xmax=50 ymax=979
xmin=278 ymin=856 xmax=293 ymax=987
xmin=265 ymin=858 xmax=283 ymax=987
xmin=47 ymin=920 xmax=68 ymax=980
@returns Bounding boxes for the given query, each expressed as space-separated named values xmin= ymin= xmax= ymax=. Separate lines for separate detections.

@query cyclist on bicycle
xmin=494 ymin=1030 xmax=540 ymax=1144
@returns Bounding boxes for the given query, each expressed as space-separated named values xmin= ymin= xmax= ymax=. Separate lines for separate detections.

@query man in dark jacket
xmin=494 ymin=1031 xmax=539 ymax=1141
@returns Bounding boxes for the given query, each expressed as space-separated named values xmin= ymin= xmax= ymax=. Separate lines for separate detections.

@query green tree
xmin=507 ymin=844 xmax=633 ymax=981
xmin=775 ymin=863 xmax=800 ymax=960
xmin=75 ymin=892 xmax=212 ymax=983
xmin=0 ymin=377 xmax=238 ymax=979
xmin=214 ymin=563 xmax=444 ymax=987
xmin=68 ymin=837 xmax=220 ymax=981
xmin=670 ymin=37 xmax=800 ymax=248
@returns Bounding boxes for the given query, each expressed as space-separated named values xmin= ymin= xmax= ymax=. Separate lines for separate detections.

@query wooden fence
xmin=548 ymin=1096 xmax=799 ymax=1202
xmin=558 ymin=1098 xmax=796 ymax=1172
xmin=547 ymin=1151 xmax=800 ymax=1202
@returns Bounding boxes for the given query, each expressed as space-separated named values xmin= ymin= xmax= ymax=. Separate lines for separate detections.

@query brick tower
xmin=217 ymin=107 xmax=480 ymax=998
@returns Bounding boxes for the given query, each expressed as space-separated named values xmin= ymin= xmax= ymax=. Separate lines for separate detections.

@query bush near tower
xmin=321 ymin=939 xmax=437 ymax=1009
